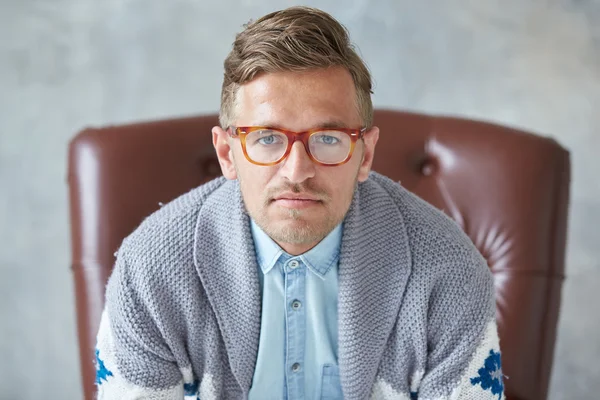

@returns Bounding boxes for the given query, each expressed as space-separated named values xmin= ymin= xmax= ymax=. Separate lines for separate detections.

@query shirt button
xmin=291 ymin=300 xmax=302 ymax=310
xmin=288 ymin=260 xmax=299 ymax=269
xmin=291 ymin=363 xmax=301 ymax=372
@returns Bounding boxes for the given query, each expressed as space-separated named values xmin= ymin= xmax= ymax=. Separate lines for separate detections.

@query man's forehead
xmin=234 ymin=68 xmax=361 ymax=128
xmin=242 ymin=67 xmax=354 ymax=92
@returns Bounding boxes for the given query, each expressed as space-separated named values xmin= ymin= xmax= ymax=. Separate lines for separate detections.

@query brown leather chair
xmin=68 ymin=110 xmax=570 ymax=400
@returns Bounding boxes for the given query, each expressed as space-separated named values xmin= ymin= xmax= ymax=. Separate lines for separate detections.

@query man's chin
xmin=268 ymin=227 xmax=324 ymax=246
xmin=272 ymin=207 xmax=327 ymax=225
xmin=258 ymin=215 xmax=323 ymax=242
xmin=270 ymin=214 xmax=313 ymax=229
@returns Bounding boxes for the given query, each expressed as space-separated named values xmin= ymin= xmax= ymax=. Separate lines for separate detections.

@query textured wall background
xmin=1 ymin=0 xmax=599 ymax=399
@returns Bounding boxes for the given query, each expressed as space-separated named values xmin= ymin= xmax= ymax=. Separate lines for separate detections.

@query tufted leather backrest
xmin=68 ymin=110 xmax=570 ymax=400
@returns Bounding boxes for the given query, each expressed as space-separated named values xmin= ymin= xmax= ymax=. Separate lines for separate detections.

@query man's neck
xmin=276 ymin=241 xmax=319 ymax=256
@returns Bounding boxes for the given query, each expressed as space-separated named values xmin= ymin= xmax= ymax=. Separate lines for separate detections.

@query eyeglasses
xmin=228 ymin=126 xmax=366 ymax=166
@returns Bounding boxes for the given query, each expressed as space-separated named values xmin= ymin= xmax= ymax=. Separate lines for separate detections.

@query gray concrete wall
xmin=1 ymin=1 xmax=598 ymax=398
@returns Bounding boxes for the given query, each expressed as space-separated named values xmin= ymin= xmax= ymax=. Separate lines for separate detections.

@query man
xmin=95 ymin=6 xmax=504 ymax=400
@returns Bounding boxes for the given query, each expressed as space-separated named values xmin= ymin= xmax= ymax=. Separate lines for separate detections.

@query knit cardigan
xmin=95 ymin=172 xmax=504 ymax=400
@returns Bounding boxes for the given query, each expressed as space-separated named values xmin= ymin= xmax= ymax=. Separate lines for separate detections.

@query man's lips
xmin=273 ymin=192 xmax=321 ymax=201
xmin=271 ymin=192 xmax=323 ymax=208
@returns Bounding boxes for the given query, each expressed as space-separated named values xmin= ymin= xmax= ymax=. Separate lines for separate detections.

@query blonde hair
xmin=219 ymin=6 xmax=373 ymax=128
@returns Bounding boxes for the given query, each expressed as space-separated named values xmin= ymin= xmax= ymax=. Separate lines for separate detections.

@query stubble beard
xmin=239 ymin=179 xmax=354 ymax=246
xmin=234 ymin=155 xmax=361 ymax=247
xmin=261 ymin=205 xmax=337 ymax=245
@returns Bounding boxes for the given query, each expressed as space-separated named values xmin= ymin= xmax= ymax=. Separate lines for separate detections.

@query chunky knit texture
xmin=96 ymin=172 xmax=504 ymax=400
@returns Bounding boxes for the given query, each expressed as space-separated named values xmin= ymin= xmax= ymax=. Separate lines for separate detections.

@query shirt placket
xmin=284 ymin=257 xmax=306 ymax=400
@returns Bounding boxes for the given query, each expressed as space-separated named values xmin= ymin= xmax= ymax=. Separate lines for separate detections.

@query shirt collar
xmin=250 ymin=220 xmax=342 ymax=279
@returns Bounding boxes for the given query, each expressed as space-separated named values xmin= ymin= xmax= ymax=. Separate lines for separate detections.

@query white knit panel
xmin=410 ymin=369 xmax=425 ymax=394
xmin=369 ymin=320 xmax=504 ymax=400
xmin=95 ymin=310 xmax=184 ymax=400
xmin=446 ymin=319 xmax=505 ymax=400
xmin=370 ymin=378 xmax=413 ymax=400
xmin=199 ymin=373 xmax=218 ymax=400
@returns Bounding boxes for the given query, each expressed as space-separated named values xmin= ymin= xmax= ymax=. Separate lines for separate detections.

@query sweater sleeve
xmin=94 ymin=252 xmax=188 ymax=400
xmin=416 ymin=254 xmax=505 ymax=400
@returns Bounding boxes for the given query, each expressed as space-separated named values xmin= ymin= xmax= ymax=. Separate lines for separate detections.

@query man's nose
xmin=278 ymin=141 xmax=316 ymax=183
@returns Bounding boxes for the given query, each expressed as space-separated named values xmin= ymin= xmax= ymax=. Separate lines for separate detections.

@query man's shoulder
xmin=117 ymin=176 xmax=231 ymax=265
xmin=105 ymin=178 xmax=234 ymax=327
xmin=365 ymin=171 xmax=469 ymax=243
xmin=365 ymin=172 xmax=489 ymax=281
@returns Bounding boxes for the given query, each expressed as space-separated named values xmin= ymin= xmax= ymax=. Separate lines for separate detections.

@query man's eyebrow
xmin=319 ymin=121 xmax=350 ymax=129
xmin=252 ymin=120 xmax=351 ymax=130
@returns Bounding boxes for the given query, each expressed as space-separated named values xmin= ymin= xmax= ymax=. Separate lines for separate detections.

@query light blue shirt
xmin=248 ymin=220 xmax=344 ymax=400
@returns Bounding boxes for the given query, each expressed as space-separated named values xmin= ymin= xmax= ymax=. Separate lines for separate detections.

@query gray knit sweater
xmin=95 ymin=172 xmax=504 ymax=400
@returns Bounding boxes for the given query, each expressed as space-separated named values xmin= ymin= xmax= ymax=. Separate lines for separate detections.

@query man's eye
xmin=314 ymin=135 xmax=340 ymax=145
xmin=257 ymin=135 xmax=282 ymax=145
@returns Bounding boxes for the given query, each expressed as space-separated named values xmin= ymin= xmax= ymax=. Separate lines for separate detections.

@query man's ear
xmin=357 ymin=126 xmax=379 ymax=182
xmin=212 ymin=126 xmax=238 ymax=180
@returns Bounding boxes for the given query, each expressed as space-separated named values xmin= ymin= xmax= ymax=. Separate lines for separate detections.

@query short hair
xmin=219 ymin=6 xmax=373 ymax=129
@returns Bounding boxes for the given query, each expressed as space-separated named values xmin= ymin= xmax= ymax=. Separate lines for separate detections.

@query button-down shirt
xmin=248 ymin=220 xmax=343 ymax=400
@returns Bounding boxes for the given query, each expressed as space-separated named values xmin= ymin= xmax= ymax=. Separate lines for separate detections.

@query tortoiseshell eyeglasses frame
xmin=228 ymin=126 xmax=367 ymax=167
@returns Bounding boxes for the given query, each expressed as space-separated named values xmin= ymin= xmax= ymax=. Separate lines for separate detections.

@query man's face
xmin=213 ymin=67 xmax=379 ymax=255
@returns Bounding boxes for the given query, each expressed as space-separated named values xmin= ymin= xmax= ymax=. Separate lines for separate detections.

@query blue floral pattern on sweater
xmin=470 ymin=349 xmax=503 ymax=399
xmin=95 ymin=349 xmax=114 ymax=385
xmin=184 ymin=379 xmax=199 ymax=396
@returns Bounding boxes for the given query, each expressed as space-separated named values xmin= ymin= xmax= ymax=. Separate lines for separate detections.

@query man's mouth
xmin=271 ymin=192 xmax=323 ymax=208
